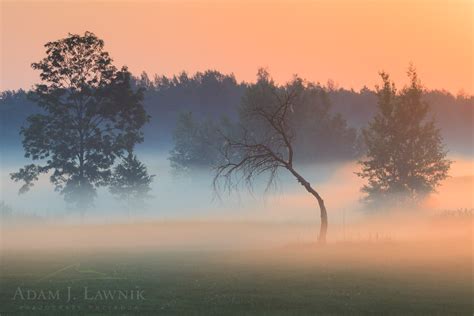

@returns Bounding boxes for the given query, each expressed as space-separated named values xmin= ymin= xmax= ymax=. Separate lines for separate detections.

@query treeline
xmin=1 ymin=70 xmax=472 ymax=156
xmin=169 ymin=69 xmax=359 ymax=172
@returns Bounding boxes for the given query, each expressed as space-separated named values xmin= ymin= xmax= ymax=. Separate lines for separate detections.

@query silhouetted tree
xmin=109 ymin=152 xmax=154 ymax=215
xmin=290 ymin=82 xmax=358 ymax=162
xmin=214 ymin=70 xmax=329 ymax=243
xmin=10 ymin=32 xmax=149 ymax=213
xmin=357 ymin=68 xmax=451 ymax=207
xmin=169 ymin=112 xmax=235 ymax=173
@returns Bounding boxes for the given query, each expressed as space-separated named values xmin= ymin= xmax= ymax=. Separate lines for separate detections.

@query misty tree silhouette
xmin=11 ymin=32 xmax=149 ymax=215
xmin=213 ymin=70 xmax=329 ymax=244
xmin=109 ymin=151 xmax=155 ymax=216
xmin=357 ymin=67 xmax=451 ymax=207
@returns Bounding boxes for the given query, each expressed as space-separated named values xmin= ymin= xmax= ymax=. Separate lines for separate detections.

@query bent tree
xmin=214 ymin=71 xmax=329 ymax=243
xmin=11 ymin=32 xmax=149 ymax=212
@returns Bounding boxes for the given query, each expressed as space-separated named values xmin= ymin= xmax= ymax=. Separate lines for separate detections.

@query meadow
xmin=0 ymin=219 xmax=471 ymax=315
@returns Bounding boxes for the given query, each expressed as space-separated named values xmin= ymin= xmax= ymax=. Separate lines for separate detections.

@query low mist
xmin=1 ymin=152 xmax=472 ymax=253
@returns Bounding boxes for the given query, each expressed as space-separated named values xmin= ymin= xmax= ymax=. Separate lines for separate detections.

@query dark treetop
xmin=11 ymin=32 xmax=149 ymax=209
xmin=357 ymin=68 xmax=451 ymax=207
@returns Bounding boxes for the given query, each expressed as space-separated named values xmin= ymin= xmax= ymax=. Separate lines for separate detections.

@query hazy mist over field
xmin=1 ymin=150 xmax=472 ymax=252
xmin=2 ymin=152 xmax=472 ymax=220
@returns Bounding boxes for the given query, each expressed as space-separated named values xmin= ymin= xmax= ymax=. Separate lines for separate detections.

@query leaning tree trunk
xmin=315 ymin=196 xmax=328 ymax=244
xmin=288 ymin=167 xmax=328 ymax=244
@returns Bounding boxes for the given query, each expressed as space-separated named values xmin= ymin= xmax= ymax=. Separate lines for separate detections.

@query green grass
xmin=0 ymin=244 xmax=472 ymax=315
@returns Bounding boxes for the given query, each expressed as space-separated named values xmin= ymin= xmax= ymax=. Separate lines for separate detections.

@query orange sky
xmin=1 ymin=0 xmax=473 ymax=94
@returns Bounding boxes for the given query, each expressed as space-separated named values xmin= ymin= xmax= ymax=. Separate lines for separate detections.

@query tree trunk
xmin=316 ymin=196 xmax=328 ymax=244
xmin=287 ymin=167 xmax=328 ymax=244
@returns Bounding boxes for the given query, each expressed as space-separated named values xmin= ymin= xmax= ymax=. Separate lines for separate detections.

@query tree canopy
xmin=357 ymin=68 xmax=451 ymax=207
xmin=10 ymin=32 xmax=149 ymax=210
xmin=168 ymin=112 xmax=229 ymax=173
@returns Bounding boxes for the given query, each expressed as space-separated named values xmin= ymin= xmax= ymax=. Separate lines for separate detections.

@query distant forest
xmin=1 ymin=70 xmax=472 ymax=158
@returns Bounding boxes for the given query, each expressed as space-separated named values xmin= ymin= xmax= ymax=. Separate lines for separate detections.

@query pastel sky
xmin=1 ymin=0 xmax=472 ymax=94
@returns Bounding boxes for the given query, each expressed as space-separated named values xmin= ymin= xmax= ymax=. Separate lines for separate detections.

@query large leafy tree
xmin=357 ymin=68 xmax=451 ymax=207
xmin=11 ymin=32 xmax=149 ymax=211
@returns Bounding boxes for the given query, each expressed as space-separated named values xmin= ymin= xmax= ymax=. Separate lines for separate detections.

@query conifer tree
xmin=357 ymin=68 xmax=451 ymax=207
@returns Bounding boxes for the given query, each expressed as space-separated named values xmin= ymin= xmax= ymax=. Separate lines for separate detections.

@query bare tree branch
xmin=213 ymin=77 xmax=328 ymax=243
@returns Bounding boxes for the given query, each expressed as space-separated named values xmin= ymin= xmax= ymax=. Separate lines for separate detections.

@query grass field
xmin=0 ymin=233 xmax=472 ymax=315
